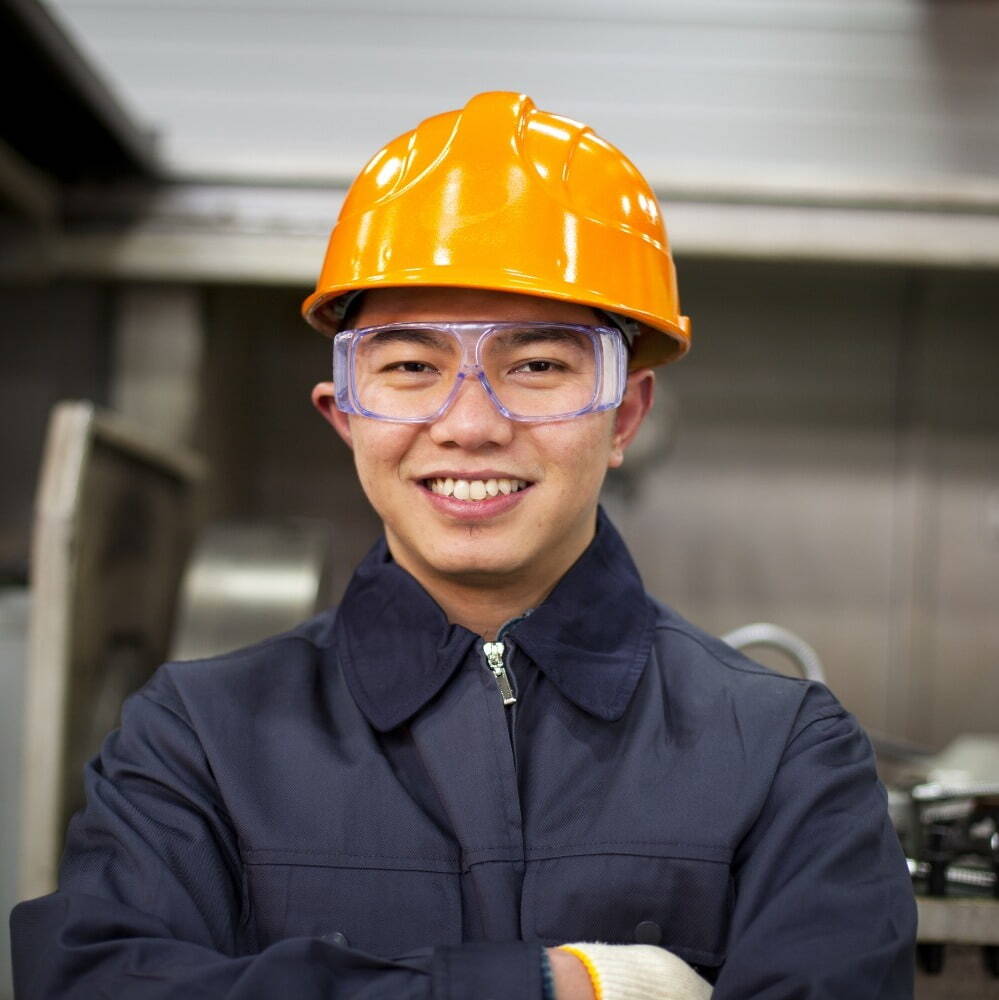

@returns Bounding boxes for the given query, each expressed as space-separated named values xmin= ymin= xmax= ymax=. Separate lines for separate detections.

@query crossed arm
xmin=11 ymin=684 xmax=915 ymax=999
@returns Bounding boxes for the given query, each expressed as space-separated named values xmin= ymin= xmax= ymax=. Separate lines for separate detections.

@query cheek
xmin=532 ymin=417 xmax=615 ymax=485
xmin=349 ymin=421 xmax=420 ymax=495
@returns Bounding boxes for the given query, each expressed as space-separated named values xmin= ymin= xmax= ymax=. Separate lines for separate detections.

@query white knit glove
xmin=558 ymin=942 xmax=713 ymax=1000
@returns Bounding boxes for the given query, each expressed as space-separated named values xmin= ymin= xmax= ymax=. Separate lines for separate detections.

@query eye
xmin=389 ymin=360 xmax=438 ymax=374
xmin=510 ymin=358 xmax=569 ymax=376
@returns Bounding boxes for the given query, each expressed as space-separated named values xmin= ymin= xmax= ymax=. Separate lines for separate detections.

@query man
xmin=12 ymin=92 xmax=916 ymax=999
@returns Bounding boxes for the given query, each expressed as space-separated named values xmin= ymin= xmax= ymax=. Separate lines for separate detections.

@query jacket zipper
xmin=482 ymin=639 xmax=519 ymax=771
xmin=482 ymin=641 xmax=516 ymax=706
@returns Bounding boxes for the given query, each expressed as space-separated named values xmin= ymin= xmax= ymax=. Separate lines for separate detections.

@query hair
xmin=334 ymin=291 xmax=365 ymax=330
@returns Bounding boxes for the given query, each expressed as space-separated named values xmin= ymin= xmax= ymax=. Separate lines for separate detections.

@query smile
xmin=424 ymin=477 xmax=531 ymax=502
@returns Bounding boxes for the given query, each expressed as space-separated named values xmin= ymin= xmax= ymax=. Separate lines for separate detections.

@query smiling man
xmin=310 ymin=285 xmax=652 ymax=641
xmin=12 ymin=92 xmax=916 ymax=1000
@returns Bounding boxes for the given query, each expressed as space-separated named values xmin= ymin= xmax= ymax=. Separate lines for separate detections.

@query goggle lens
xmin=339 ymin=322 xmax=624 ymax=422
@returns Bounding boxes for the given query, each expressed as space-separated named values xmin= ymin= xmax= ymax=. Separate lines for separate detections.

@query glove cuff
xmin=557 ymin=942 xmax=712 ymax=1000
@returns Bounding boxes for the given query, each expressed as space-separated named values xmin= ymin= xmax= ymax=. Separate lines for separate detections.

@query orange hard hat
xmin=302 ymin=91 xmax=690 ymax=368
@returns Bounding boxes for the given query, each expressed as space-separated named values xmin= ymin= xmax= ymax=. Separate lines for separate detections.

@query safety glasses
xmin=331 ymin=321 xmax=628 ymax=423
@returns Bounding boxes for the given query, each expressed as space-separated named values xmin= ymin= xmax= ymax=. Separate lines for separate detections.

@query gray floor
xmin=916 ymin=946 xmax=999 ymax=999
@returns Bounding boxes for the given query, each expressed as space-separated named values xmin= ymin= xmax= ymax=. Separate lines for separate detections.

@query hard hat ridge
xmin=303 ymin=91 xmax=690 ymax=368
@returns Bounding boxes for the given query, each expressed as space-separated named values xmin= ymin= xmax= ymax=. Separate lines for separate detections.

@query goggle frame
xmin=331 ymin=321 xmax=628 ymax=423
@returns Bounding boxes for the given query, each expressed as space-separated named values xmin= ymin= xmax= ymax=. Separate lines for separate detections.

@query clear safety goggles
xmin=331 ymin=321 xmax=628 ymax=423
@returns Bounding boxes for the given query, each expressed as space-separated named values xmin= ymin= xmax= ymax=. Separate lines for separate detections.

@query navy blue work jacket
xmin=11 ymin=512 xmax=916 ymax=998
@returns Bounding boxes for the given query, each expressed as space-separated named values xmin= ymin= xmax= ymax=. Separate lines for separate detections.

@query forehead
xmin=353 ymin=287 xmax=602 ymax=327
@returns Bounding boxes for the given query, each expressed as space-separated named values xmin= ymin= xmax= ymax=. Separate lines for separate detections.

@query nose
xmin=427 ymin=372 xmax=514 ymax=449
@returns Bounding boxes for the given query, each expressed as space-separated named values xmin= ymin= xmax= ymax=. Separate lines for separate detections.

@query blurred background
xmin=2 ymin=1 xmax=998 ymax=996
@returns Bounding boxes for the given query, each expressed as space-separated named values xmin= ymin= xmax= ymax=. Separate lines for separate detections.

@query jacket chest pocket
xmin=523 ymin=850 xmax=732 ymax=970
xmin=245 ymin=858 xmax=462 ymax=955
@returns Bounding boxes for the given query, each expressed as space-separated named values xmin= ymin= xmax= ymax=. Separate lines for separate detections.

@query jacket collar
xmin=333 ymin=508 xmax=656 ymax=732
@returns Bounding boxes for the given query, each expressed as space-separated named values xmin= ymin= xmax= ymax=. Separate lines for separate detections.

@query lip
xmin=417 ymin=471 xmax=531 ymax=482
xmin=416 ymin=477 xmax=532 ymax=521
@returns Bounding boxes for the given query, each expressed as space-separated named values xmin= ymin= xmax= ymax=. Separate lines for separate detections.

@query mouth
xmin=422 ymin=476 xmax=532 ymax=503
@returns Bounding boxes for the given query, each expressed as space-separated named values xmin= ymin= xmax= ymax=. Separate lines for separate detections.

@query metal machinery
xmin=21 ymin=402 xmax=202 ymax=900
xmin=889 ymin=737 xmax=999 ymax=980
xmin=20 ymin=402 xmax=335 ymax=900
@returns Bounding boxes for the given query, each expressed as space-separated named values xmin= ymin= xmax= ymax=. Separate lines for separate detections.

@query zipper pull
xmin=483 ymin=641 xmax=516 ymax=706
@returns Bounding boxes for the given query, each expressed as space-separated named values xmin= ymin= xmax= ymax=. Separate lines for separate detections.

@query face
xmin=312 ymin=287 xmax=654 ymax=594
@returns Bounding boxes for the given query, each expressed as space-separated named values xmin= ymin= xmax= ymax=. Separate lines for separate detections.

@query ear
xmin=608 ymin=369 xmax=655 ymax=468
xmin=311 ymin=381 xmax=354 ymax=450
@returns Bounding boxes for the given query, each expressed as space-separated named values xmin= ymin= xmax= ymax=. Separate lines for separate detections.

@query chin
xmin=425 ymin=547 xmax=531 ymax=585
xmin=404 ymin=524 xmax=532 ymax=576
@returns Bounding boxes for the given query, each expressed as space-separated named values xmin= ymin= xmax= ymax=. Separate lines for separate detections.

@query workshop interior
xmin=1 ymin=1 xmax=998 ymax=997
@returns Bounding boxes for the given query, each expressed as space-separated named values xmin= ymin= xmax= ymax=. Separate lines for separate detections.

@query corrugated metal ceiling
xmin=44 ymin=0 xmax=999 ymax=199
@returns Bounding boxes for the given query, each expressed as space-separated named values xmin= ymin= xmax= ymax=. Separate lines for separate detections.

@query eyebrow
xmin=500 ymin=327 xmax=588 ymax=347
xmin=364 ymin=328 xmax=451 ymax=348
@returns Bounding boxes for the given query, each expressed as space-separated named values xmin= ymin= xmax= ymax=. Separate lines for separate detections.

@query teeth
xmin=426 ymin=478 xmax=528 ymax=502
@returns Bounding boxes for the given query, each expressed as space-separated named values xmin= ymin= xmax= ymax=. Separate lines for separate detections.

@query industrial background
xmin=2 ymin=1 xmax=998 ymax=996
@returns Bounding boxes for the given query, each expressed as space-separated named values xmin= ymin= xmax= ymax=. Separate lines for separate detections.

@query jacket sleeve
xmin=9 ymin=682 xmax=542 ymax=1000
xmin=713 ymin=689 xmax=917 ymax=999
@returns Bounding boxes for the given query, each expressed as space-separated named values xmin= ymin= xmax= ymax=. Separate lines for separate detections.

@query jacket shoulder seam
xmin=167 ymin=617 xmax=337 ymax=668
xmin=134 ymin=681 xmax=200 ymax=736
xmin=653 ymin=620 xmax=809 ymax=684
xmin=785 ymin=708 xmax=851 ymax=748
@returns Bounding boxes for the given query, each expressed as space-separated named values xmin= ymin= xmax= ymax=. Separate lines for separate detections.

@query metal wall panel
xmin=610 ymin=260 xmax=999 ymax=749
xmin=904 ymin=271 xmax=999 ymax=748
xmin=0 ymin=283 xmax=111 ymax=577
xmin=613 ymin=260 xmax=906 ymax=737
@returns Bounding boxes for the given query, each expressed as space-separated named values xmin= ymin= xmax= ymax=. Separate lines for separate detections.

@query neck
xmin=419 ymin=574 xmax=554 ymax=640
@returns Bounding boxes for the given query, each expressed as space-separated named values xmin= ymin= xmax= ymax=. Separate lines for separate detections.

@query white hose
xmin=721 ymin=622 xmax=827 ymax=684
